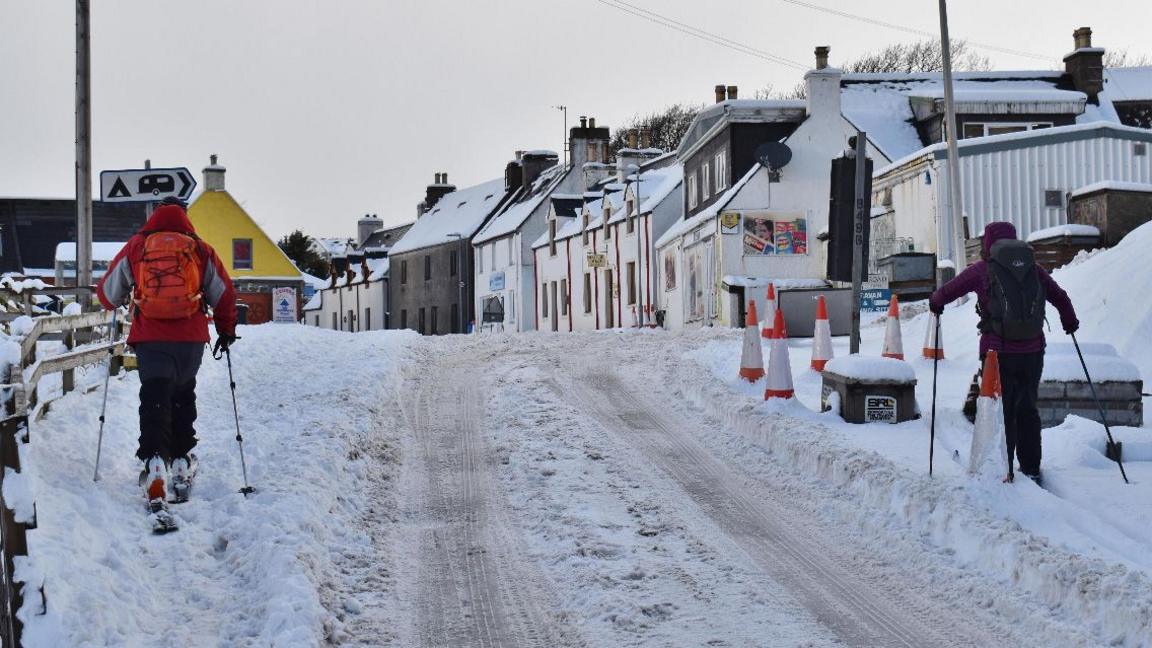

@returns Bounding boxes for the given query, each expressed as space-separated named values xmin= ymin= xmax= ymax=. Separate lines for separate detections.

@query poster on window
xmin=664 ymin=252 xmax=676 ymax=291
xmin=742 ymin=213 xmax=808 ymax=256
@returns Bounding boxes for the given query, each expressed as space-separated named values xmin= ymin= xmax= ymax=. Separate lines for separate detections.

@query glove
xmin=1063 ymin=318 xmax=1079 ymax=335
xmin=213 ymin=333 xmax=239 ymax=356
xmin=928 ymin=298 xmax=944 ymax=315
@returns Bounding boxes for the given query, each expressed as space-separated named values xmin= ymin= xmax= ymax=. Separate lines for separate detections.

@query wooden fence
xmin=0 ymin=289 xmax=124 ymax=647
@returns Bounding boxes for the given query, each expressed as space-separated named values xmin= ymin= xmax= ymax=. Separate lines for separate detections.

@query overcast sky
xmin=1 ymin=0 xmax=1146 ymax=241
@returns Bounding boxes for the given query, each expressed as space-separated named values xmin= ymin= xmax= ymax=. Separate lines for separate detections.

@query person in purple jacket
xmin=929 ymin=222 xmax=1079 ymax=484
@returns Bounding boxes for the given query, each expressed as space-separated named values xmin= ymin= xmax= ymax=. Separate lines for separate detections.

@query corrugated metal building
xmin=873 ymin=122 xmax=1152 ymax=257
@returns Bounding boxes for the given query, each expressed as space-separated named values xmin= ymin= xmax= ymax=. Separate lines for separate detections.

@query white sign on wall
xmin=272 ymin=287 xmax=297 ymax=323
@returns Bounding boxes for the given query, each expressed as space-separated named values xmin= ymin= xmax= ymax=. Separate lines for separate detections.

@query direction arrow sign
xmin=99 ymin=167 xmax=196 ymax=203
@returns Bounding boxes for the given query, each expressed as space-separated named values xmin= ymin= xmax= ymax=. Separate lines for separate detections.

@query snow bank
xmin=823 ymin=355 xmax=916 ymax=382
xmin=1026 ymin=224 xmax=1100 ymax=242
xmin=1042 ymin=343 xmax=1142 ymax=383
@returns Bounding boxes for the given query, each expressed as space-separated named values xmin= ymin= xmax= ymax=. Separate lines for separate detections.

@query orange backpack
xmin=133 ymin=232 xmax=204 ymax=319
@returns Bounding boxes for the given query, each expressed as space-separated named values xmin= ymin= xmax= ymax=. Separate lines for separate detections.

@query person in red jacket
xmin=97 ymin=198 xmax=238 ymax=503
xmin=929 ymin=221 xmax=1078 ymax=484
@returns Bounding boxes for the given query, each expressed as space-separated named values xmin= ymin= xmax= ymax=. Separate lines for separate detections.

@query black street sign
xmin=99 ymin=167 xmax=196 ymax=203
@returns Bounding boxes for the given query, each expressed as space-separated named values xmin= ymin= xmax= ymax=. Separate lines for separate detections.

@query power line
xmin=777 ymin=0 xmax=1054 ymax=62
xmin=591 ymin=0 xmax=809 ymax=70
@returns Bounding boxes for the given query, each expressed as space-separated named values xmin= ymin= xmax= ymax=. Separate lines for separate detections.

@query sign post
xmin=99 ymin=167 xmax=196 ymax=204
xmin=850 ymin=131 xmax=867 ymax=354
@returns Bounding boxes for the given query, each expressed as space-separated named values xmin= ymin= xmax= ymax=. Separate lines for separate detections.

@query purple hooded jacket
xmin=928 ymin=222 xmax=1078 ymax=356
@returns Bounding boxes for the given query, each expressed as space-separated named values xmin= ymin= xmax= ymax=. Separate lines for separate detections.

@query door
xmin=550 ymin=282 xmax=559 ymax=332
xmin=604 ymin=270 xmax=615 ymax=328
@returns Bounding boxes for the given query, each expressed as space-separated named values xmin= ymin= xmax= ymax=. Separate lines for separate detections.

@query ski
xmin=148 ymin=499 xmax=178 ymax=534
xmin=169 ymin=455 xmax=198 ymax=504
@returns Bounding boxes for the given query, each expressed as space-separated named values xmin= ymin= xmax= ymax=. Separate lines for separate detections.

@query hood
xmin=139 ymin=203 xmax=196 ymax=235
xmin=982 ymin=221 xmax=1017 ymax=256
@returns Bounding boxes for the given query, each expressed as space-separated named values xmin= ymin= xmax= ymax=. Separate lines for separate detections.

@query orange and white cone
xmin=969 ymin=351 xmax=1008 ymax=476
xmin=811 ymin=295 xmax=833 ymax=371
xmin=764 ymin=308 xmax=794 ymax=399
xmin=922 ymin=313 xmax=944 ymax=360
xmin=881 ymin=294 xmax=904 ymax=360
xmin=761 ymin=283 xmax=778 ymax=339
xmin=739 ymin=301 xmax=766 ymax=382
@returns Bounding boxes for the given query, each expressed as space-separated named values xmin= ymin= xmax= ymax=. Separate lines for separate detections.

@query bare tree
xmin=753 ymin=82 xmax=808 ymax=100
xmin=609 ymin=103 xmax=704 ymax=157
xmin=844 ymin=39 xmax=991 ymax=74
xmin=1104 ymin=48 xmax=1152 ymax=68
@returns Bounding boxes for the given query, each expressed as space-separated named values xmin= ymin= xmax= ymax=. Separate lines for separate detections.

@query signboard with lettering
xmin=861 ymin=288 xmax=892 ymax=312
xmin=272 ymin=287 xmax=297 ymax=323
xmin=864 ymin=395 xmax=898 ymax=423
xmin=587 ymin=253 xmax=607 ymax=268
xmin=489 ymin=271 xmax=506 ymax=292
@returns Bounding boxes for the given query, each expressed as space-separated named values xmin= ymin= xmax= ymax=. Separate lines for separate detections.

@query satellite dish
xmin=754 ymin=142 xmax=792 ymax=170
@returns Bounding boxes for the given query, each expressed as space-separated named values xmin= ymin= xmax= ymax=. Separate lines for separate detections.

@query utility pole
xmin=554 ymin=105 xmax=568 ymax=162
xmin=75 ymin=0 xmax=93 ymax=299
xmin=937 ymin=0 xmax=966 ymax=283
xmin=850 ymin=132 xmax=867 ymax=354
xmin=633 ymin=163 xmax=644 ymax=327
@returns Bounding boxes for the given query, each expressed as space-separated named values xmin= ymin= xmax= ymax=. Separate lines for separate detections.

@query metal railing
xmin=0 ymin=287 xmax=125 ymax=647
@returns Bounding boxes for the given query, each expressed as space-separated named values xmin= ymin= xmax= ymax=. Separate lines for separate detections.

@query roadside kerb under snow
xmin=672 ymin=354 xmax=1152 ymax=648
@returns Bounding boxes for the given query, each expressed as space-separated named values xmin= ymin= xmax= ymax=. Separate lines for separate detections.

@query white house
xmin=303 ymin=257 xmax=390 ymax=331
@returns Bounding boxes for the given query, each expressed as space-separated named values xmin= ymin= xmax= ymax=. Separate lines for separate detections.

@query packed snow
xmin=1070 ymin=179 xmax=1152 ymax=198
xmin=1025 ymin=223 xmax=1101 ymax=242
xmin=823 ymin=354 xmax=916 ymax=382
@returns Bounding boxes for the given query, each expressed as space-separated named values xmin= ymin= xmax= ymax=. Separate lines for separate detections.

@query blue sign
xmin=489 ymin=271 xmax=506 ymax=292
xmin=861 ymin=288 xmax=892 ymax=312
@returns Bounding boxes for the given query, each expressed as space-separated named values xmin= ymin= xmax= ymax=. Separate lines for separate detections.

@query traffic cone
xmin=881 ymin=294 xmax=904 ymax=360
xmin=739 ymin=301 xmax=766 ymax=382
xmin=969 ymin=351 xmax=1007 ymax=476
xmin=764 ymin=308 xmax=794 ymax=399
xmin=922 ymin=312 xmax=944 ymax=360
xmin=810 ymin=295 xmax=833 ymax=371
xmin=761 ymin=283 xmax=778 ymax=339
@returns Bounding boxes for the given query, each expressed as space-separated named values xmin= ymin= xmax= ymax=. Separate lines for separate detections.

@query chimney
xmin=203 ymin=154 xmax=226 ymax=191
xmin=423 ymin=172 xmax=455 ymax=213
xmin=521 ymin=150 xmax=559 ymax=188
xmin=815 ymin=46 xmax=830 ymax=70
xmin=357 ymin=213 xmax=380 ymax=247
xmin=505 ymin=157 xmax=524 ymax=192
xmin=626 ymin=129 xmax=639 ymax=149
xmin=1064 ymin=26 xmax=1104 ymax=102
xmin=804 ymin=45 xmax=841 ymax=120
xmin=727 ymin=85 xmax=738 ymax=100
xmin=569 ymin=115 xmax=611 ymax=167
xmin=714 ymin=84 xmax=726 ymax=103
xmin=639 ymin=127 xmax=651 ymax=150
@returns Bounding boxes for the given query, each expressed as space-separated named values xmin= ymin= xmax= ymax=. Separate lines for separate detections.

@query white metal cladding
xmin=940 ymin=134 xmax=1152 ymax=240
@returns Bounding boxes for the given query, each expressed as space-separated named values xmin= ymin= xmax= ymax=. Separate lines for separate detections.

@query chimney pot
xmin=515 ymin=150 xmax=523 ymax=160
xmin=815 ymin=46 xmax=830 ymax=70
xmin=203 ymin=154 xmax=226 ymax=191
xmin=1074 ymin=26 xmax=1092 ymax=49
xmin=588 ymin=117 xmax=596 ymax=128
xmin=579 ymin=115 xmax=588 ymax=128
xmin=627 ymin=129 xmax=638 ymax=149
xmin=210 ymin=154 xmax=218 ymax=165
xmin=714 ymin=84 xmax=726 ymax=103
xmin=639 ymin=127 xmax=651 ymax=149
xmin=727 ymin=85 xmax=738 ymax=100
xmin=441 ymin=172 xmax=448 ymax=184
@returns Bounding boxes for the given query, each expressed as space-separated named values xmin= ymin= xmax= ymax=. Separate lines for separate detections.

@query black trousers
xmin=999 ymin=351 xmax=1045 ymax=476
xmin=134 ymin=342 xmax=205 ymax=463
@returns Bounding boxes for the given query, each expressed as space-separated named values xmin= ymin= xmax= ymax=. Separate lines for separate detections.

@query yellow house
xmin=187 ymin=155 xmax=303 ymax=324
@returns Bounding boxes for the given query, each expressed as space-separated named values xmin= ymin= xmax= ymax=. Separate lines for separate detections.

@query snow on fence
xmin=0 ymin=287 xmax=125 ymax=648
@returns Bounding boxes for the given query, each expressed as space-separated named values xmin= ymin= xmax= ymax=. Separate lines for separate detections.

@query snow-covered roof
xmin=54 ymin=242 xmax=126 ymax=262
xmin=472 ymin=164 xmax=568 ymax=244
xmin=303 ymin=291 xmax=322 ymax=311
xmin=656 ymin=163 xmax=762 ymax=249
xmin=677 ymin=100 xmax=807 ymax=158
xmin=301 ymin=272 xmax=329 ymax=290
xmin=1026 ymin=224 xmax=1100 ymax=243
xmin=1102 ymin=66 xmax=1152 ymax=102
xmin=606 ymin=165 xmax=684 ymax=225
xmin=364 ymin=257 xmax=390 ymax=282
xmin=1070 ymin=180 xmax=1152 ymax=198
xmin=390 ymin=178 xmax=508 ymax=254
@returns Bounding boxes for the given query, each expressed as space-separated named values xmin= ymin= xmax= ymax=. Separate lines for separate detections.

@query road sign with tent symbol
xmin=100 ymin=167 xmax=196 ymax=203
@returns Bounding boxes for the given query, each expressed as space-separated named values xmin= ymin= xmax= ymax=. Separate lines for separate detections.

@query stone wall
xmin=1038 ymin=379 xmax=1143 ymax=428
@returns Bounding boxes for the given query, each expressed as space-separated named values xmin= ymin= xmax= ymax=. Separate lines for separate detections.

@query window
xmin=627 ymin=262 xmax=637 ymax=305
xmin=348 ymin=309 xmax=355 ymax=332
xmin=401 ymin=260 xmax=408 ymax=284
xmin=715 ymin=152 xmax=727 ymax=191
xmin=424 ymin=255 xmax=431 ymax=280
xmin=451 ymin=303 xmax=459 ymax=332
xmin=508 ymin=237 xmax=515 ymax=267
xmin=364 ymin=307 xmax=371 ymax=330
xmin=431 ymin=306 xmax=438 ymax=334
xmin=489 ymin=243 xmax=496 ymax=270
xmin=702 ymin=164 xmax=711 ymax=200
xmin=450 ymin=250 xmax=458 ymax=276
xmin=560 ymin=278 xmax=568 ymax=316
xmin=418 ymin=308 xmax=426 ymax=334
xmin=232 ymin=239 xmax=253 ymax=270
xmin=582 ymin=212 xmax=590 ymax=245
xmin=541 ymin=282 xmax=549 ymax=316
xmin=400 ymin=309 xmax=407 ymax=329
xmin=961 ymin=121 xmax=1054 ymax=138
xmin=549 ymin=220 xmax=557 ymax=257
xmin=583 ymin=273 xmax=592 ymax=313
xmin=605 ymin=217 xmax=612 ymax=240
xmin=626 ymin=199 xmax=635 ymax=234
xmin=687 ymin=173 xmax=699 ymax=209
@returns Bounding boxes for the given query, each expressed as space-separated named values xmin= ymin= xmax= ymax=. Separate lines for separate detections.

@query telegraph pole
xmin=938 ymin=0 xmax=966 ymax=283
xmin=75 ymin=0 xmax=93 ymax=297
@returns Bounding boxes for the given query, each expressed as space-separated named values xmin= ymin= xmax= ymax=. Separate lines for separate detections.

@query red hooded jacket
xmin=97 ymin=204 xmax=238 ymax=344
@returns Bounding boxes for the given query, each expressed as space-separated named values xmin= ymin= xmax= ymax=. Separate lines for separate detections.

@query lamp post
xmin=446 ymin=232 xmax=465 ymax=333
xmin=629 ymin=163 xmax=644 ymax=327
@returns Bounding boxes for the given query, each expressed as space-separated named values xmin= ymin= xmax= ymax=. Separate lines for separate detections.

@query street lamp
xmin=446 ymin=232 xmax=465 ymax=333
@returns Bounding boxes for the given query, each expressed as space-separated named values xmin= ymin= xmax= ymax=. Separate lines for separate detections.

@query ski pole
xmin=93 ymin=307 xmax=119 ymax=482
xmin=222 ymin=345 xmax=256 ymax=495
xmin=1071 ymin=333 xmax=1129 ymax=484
xmin=929 ymin=314 xmax=940 ymax=477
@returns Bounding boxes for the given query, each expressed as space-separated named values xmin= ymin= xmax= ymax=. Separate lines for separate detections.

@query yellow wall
xmin=187 ymin=190 xmax=301 ymax=279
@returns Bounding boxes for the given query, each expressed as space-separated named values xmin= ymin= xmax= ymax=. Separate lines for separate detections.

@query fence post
xmin=62 ymin=328 xmax=76 ymax=395
xmin=0 ymin=411 xmax=28 ymax=647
